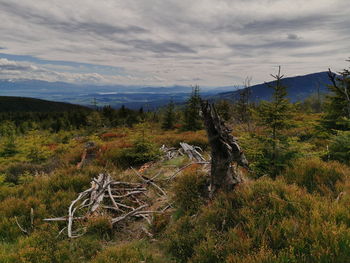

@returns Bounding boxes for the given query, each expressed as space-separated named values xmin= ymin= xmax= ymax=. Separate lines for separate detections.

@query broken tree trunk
xmin=201 ymin=100 xmax=248 ymax=197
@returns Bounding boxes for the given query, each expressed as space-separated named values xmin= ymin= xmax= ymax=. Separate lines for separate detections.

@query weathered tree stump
xmin=201 ymin=100 xmax=248 ymax=197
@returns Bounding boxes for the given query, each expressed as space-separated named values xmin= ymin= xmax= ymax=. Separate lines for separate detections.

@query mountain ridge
xmin=0 ymin=96 xmax=91 ymax=112
xmin=210 ymin=71 xmax=332 ymax=103
xmin=0 ymin=71 xmax=334 ymax=109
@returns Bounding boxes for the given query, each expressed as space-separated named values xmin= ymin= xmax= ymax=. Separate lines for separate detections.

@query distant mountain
xmin=0 ymin=96 xmax=90 ymax=112
xmin=0 ymin=79 xmax=236 ymax=110
xmin=0 ymin=72 xmax=334 ymax=110
xmin=209 ymin=72 xmax=332 ymax=103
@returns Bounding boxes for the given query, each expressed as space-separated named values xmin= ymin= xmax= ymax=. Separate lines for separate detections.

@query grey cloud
xmin=122 ymin=39 xmax=196 ymax=54
xmin=287 ymin=33 xmax=299 ymax=40
xmin=0 ymin=0 xmax=349 ymax=86
xmin=0 ymin=1 xmax=198 ymax=56
xmin=217 ymin=15 xmax=332 ymax=35
xmin=0 ymin=2 xmax=148 ymax=37
xmin=56 ymin=22 xmax=148 ymax=37
xmin=0 ymin=64 xmax=33 ymax=71
xmin=0 ymin=58 xmax=132 ymax=84
xmin=100 ymin=40 xmax=196 ymax=56
xmin=229 ymin=40 xmax=315 ymax=54
xmin=0 ymin=59 xmax=34 ymax=71
xmin=292 ymin=47 xmax=350 ymax=58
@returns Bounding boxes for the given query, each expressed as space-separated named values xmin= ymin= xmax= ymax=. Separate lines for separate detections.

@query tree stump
xmin=201 ymin=100 xmax=248 ymax=197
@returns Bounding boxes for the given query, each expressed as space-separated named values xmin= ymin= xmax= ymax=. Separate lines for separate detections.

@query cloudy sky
xmin=0 ymin=0 xmax=349 ymax=86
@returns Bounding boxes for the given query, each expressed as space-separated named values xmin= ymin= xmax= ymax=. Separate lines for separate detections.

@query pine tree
xmin=162 ymin=99 xmax=175 ymax=130
xmin=0 ymin=121 xmax=18 ymax=157
xmin=257 ymin=67 xmax=294 ymax=177
xmin=215 ymin=100 xmax=232 ymax=122
xmin=183 ymin=85 xmax=202 ymax=131
xmin=322 ymin=61 xmax=350 ymax=131
xmin=86 ymin=111 xmax=103 ymax=132
xmin=233 ymin=77 xmax=253 ymax=130
xmin=102 ymin=105 xmax=118 ymax=127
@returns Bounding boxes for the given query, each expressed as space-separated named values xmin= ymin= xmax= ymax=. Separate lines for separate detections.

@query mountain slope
xmin=210 ymin=71 xmax=332 ymax=102
xmin=0 ymin=96 xmax=91 ymax=112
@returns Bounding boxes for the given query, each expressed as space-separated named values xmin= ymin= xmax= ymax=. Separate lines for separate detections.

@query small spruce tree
xmin=215 ymin=100 xmax=232 ymax=122
xmin=234 ymin=77 xmax=252 ymax=124
xmin=257 ymin=66 xmax=294 ymax=177
xmin=162 ymin=99 xmax=175 ymax=130
xmin=183 ymin=85 xmax=202 ymax=131
xmin=0 ymin=121 xmax=18 ymax=157
xmin=322 ymin=60 xmax=350 ymax=131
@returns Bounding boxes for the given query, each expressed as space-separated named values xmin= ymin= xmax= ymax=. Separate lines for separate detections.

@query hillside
xmin=210 ymin=71 xmax=332 ymax=102
xmin=0 ymin=66 xmax=350 ymax=263
xmin=0 ymin=72 xmax=333 ymax=109
xmin=0 ymin=85 xmax=350 ymax=262
xmin=0 ymin=96 xmax=91 ymax=112
xmin=0 ymin=109 xmax=350 ymax=262
xmin=0 ymin=79 xmax=234 ymax=110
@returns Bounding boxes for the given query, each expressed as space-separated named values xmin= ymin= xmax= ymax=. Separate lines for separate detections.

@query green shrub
xmin=86 ymin=215 xmax=113 ymax=239
xmin=172 ymin=165 xmax=208 ymax=215
xmin=16 ymin=224 xmax=101 ymax=263
xmin=156 ymin=130 xmax=208 ymax=150
xmin=108 ymin=137 xmax=160 ymax=168
xmin=283 ymin=158 xmax=349 ymax=197
xmin=91 ymin=241 xmax=168 ymax=263
xmin=165 ymin=216 xmax=202 ymax=263
xmin=3 ymin=163 xmax=42 ymax=184
xmin=165 ymin=177 xmax=350 ymax=263
xmin=17 ymin=224 xmax=59 ymax=263
xmin=328 ymin=131 xmax=350 ymax=165
xmin=0 ymin=138 xmax=18 ymax=157
xmin=151 ymin=212 xmax=171 ymax=236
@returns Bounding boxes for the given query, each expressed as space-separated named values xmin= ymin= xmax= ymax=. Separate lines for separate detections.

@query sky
xmin=0 ymin=0 xmax=349 ymax=86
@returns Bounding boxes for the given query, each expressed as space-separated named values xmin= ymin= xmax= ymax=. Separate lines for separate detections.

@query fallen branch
xmin=160 ymin=142 xmax=207 ymax=162
xmin=15 ymin=217 xmax=29 ymax=235
xmin=45 ymin=172 xmax=167 ymax=238
xmin=130 ymin=167 xmax=167 ymax=196
xmin=112 ymin=204 xmax=147 ymax=224
xmin=179 ymin=142 xmax=206 ymax=162
xmin=167 ymin=161 xmax=210 ymax=181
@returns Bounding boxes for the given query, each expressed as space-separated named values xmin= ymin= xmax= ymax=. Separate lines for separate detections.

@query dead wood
xmin=179 ymin=142 xmax=206 ymax=162
xmin=76 ymin=142 xmax=97 ymax=169
xmin=44 ymin=172 xmax=168 ymax=238
xmin=14 ymin=208 xmax=34 ymax=235
xmin=201 ymin=100 xmax=249 ymax=197
xmin=167 ymin=161 xmax=210 ymax=181
xmin=160 ymin=142 xmax=206 ymax=162
xmin=130 ymin=167 xmax=167 ymax=196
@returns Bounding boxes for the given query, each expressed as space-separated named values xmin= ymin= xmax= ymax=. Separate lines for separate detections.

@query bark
xmin=201 ymin=100 xmax=248 ymax=196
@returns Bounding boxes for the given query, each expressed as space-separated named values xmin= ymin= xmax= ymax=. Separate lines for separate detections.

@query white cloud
xmin=0 ymin=0 xmax=349 ymax=86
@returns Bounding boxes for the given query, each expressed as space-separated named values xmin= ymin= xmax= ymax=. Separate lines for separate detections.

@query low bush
xmin=151 ymin=212 xmax=171 ymax=236
xmin=86 ymin=215 xmax=113 ymax=239
xmin=3 ymin=163 xmax=46 ymax=184
xmin=16 ymin=225 xmax=101 ymax=263
xmin=172 ymin=164 xmax=208 ymax=215
xmin=91 ymin=240 xmax=169 ymax=263
xmin=165 ymin=177 xmax=350 ymax=263
xmin=100 ymin=132 xmax=126 ymax=140
xmin=156 ymin=130 xmax=208 ymax=150
xmin=107 ymin=137 xmax=160 ymax=168
xmin=283 ymin=157 xmax=350 ymax=197
xmin=328 ymin=131 xmax=350 ymax=165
